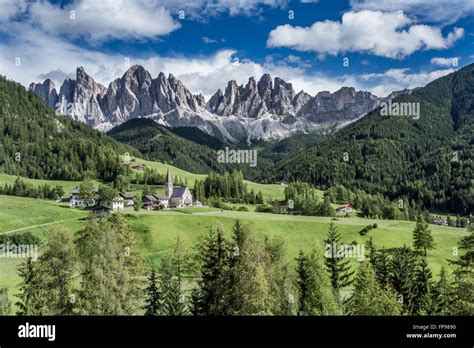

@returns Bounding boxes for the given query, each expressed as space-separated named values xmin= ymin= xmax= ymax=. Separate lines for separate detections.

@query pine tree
xmin=411 ymin=257 xmax=433 ymax=315
xmin=0 ymin=287 xmax=11 ymax=315
xmin=412 ymin=216 xmax=435 ymax=256
xmin=389 ymin=246 xmax=417 ymax=314
xmin=346 ymin=261 xmax=401 ymax=315
xmin=366 ymin=237 xmax=377 ymax=266
xmin=256 ymin=191 xmax=264 ymax=204
xmin=374 ymin=250 xmax=391 ymax=288
xmin=295 ymin=245 xmax=340 ymax=315
xmin=33 ymin=228 xmax=76 ymax=315
xmin=191 ymin=224 xmax=229 ymax=315
xmin=432 ymin=266 xmax=452 ymax=315
xmin=323 ymin=222 xmax=354 ymax=292
xmin=159 ymin=256 xmax=188 ymax=315
xmin=295 ymin=250 xmax=310 ymax=314
xmin=76 ymin=217 xmax=132 ymax=315
xmin=16 ymin=256 xmax=41 ymax=315
xmin=110 ymin=214 xmax=144 ymax=313
xmin=449 ymin=225 xmax=474 ymax=315
xmin=143 ymin=269 xmax=162 ymax=315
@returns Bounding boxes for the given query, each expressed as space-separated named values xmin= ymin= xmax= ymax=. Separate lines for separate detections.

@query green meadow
xmin=1 ymin=193 xmax=466 ymax=309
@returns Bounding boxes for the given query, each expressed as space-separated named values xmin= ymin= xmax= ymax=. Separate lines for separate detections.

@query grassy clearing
xmin=0 ymin=190 xmax=467 ymax=312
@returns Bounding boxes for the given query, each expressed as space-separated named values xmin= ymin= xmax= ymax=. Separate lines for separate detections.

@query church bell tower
xmin=165 ymin=168 xmax=173 ymax=198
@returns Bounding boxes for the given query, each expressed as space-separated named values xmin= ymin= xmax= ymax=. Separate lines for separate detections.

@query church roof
xmin=170 ymin=187 xmax=187 ymax=198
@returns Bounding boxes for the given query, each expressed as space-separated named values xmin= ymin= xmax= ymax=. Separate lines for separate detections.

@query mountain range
xmin=29 ymin=65 xmax=386 ymax=142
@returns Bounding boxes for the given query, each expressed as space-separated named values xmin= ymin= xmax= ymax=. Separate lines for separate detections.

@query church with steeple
xmin=142 ymin=168 xmax=193 ymax=210
xmin=165 ymin=168 xmax=193 ymax=208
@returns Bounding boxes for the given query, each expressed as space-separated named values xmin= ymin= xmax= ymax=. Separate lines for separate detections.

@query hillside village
xmin=69 ymin=168 xmax=199 ymax=213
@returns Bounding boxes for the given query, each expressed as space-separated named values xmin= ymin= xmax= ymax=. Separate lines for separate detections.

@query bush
xmin=359 ymin=224 xmax=375 ymax=236
xmin=237 ymin=206 xmax=249 ymax=212
xmin=255 ymin=204 xmax=273 ymax=213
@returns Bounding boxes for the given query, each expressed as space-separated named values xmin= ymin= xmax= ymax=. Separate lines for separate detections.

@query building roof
xmin=120 ymin=193 xmax=135 ymax=199
xmin=170 ymin=187 xmax=187 ymax=198
xmin=155 ymin=195 xmax=169 ymax=200
xmin=144 ymin=195 xmax=158 ymax=202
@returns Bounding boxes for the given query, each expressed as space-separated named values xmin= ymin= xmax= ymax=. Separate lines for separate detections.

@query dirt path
xmin=0 ymin=218 xmax=79 ymax=235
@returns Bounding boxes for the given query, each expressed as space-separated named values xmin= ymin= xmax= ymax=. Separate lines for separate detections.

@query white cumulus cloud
xmin=267 ymin=10 xmax=464 ymax=59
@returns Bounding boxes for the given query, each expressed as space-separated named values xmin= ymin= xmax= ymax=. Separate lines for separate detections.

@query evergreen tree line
xmin=144 ymin=221 xmax=474 ymax=316
xmin=9 ymin=218 xmax=472 ymax=316
xmin=0 ymin=177 xmax=65 ymax=200
xmin=0 ymin=75 xmax=133 ymax=182
xmin=193 ymin=171 xmax=264 ymax=205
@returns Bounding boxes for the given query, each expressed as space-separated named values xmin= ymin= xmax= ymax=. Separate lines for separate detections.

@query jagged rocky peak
xmin=29 ymin=78 xmax=58 ymax=109
xmin=208 ymin=73 xmax=299 ymax=117
xmin=30 ymin=66 xmax=387 ymax=141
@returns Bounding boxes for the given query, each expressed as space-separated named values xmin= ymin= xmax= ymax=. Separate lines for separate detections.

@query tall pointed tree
xmin=295 ymin=245 xmax=340 ymax=315
xmin=16 ymin=256 xmax=41 ymax=315
xmin=389 ymin=246 xmax=418 ymax=314
xmin=143 ymin=269 xmax=162 ymax=316
xmin=346 ymin=261 xmax=401 ymax=315
xmin=412 ymin=216 xmax=435 ymax=256
xmin=191 ymin=224 xmax=229 ymax=315
xmin=432 ymin=266 xmax=452 ymax=315
xmin=411 ymin=257 xmax=434 ymax=315
xmin=33 ymin=228 xmax=76 ymax=315
xmin=323 ymin=222 xmax=354 ymax=292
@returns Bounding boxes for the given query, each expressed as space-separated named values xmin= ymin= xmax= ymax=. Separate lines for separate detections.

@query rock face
xmin=29 ymin=79 xmax=58 ymax=109
xmin=30 ymin=65 xmax=387 ymax=141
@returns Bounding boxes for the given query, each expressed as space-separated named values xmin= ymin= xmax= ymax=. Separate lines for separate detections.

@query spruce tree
xmin=110 ymin=214 xmax=144 ymax=313
xmin=411 ymin=257 xmax=433 ymax=315
xmin=143 ymin=269 xmax=162 ymax=315
xmin=449 ymin=225 xmax=474 ymax=315
xmin=295 ymin=250 xmax=310 ymax=314
xmin=295 ymin=245 xmax=340 ymax=315
xmin=76 ymin=217 xmax=132 ymax=315
xmin=374 ymin=250 xmax=391 ymax=288
xmin=432 ymin=266 xmax=452 ymax=315
xmin=34 ymin=228 xmax=76 ymax=315
xmin=412 ymin=216 xmax=435 ymax=256
xmin=346 ymin=261 xmax=401 ymax=315
xmin=159 ymin=256 xmax=188 ymax=315
xmin=191 ymin=224 xmax=229 ymax=315
xmin=323 ymin=222 xmax=354 ymax=292
xmin=16 ymin=256 xmax=41 ymax=315
xmin=389 ymin=246 xmax=417 ymax=314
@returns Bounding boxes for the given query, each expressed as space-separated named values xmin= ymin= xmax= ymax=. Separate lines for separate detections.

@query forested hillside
xmin=0 ymin=75 xmax=135 ymax=181
xmin=270 ymin=64 xmax=474 ymax=214
xmin=107 ymin=118 xmax=239 ymax=174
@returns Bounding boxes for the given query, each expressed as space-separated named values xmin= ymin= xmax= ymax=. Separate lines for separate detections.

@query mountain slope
xmin=0 ymin=75 xmax=135 ymax=181
xmin=270 ymin=64 xmax=474 ymax=214
xmin=107 ymin=118 xmax=238 ymax=174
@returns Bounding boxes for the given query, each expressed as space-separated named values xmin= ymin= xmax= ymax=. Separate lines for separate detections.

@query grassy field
xmin=0 ymin=186 xmax=468 ymax=313
xmin=0 ymin=195 xmax=89 ymax=308
xmin=0 ymin=173 xmax=99 ymax=194
xmin=128 ymin=210 xmax=465 ymax=277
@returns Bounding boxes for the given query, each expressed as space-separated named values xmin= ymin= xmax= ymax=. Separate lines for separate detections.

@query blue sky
xmin=0 ymin=0 xmax=473 ymax=98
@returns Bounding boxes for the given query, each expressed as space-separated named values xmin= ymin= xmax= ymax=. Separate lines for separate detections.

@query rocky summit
xmin=30 ymin=65 xmax=387 ymax=142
